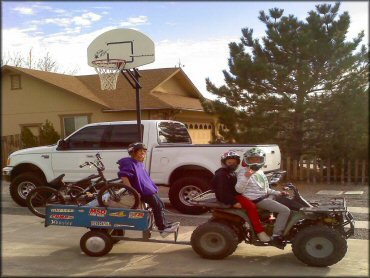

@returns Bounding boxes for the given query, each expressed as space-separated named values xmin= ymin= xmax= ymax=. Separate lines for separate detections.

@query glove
xmin=244 ymin=168 xmax=255 ymax=178
xmin=280 ymin=191 xmax=289 ymax=196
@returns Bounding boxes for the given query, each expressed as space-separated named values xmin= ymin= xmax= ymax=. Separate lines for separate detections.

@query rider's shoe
xmin=270 ymin=235 xmax=285 ymax=249
xmin=257 ymin=231 xmax=270 ymax=242
xmin=159 ymin=222 xmax=180 ymax=238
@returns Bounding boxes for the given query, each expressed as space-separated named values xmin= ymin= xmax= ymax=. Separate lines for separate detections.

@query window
xmin=158 ymin=122 xmax=192 ymax=144
xmin=102 ymin=125 xmax=143 ymax=149
xmin=63 ymin=115 xmax=89 ymax=137
xmin=10 ymin=75 xmax=22 ymax=90
xmin=66 ymin=126 xmax=106 ymax=150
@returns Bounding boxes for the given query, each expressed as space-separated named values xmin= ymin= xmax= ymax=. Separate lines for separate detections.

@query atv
xmin=189 ymin=171 xmax=355 ymax=267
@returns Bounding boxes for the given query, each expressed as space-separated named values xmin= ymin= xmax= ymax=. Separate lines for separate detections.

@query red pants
xmin=235 ymin=195 xmax=265 ymax=233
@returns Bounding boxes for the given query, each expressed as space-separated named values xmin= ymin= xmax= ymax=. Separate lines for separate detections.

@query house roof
xmin=1 ymin=65 xmax=110 ymax=108
xmin=2 ymin=65 xmax=205 ymax=112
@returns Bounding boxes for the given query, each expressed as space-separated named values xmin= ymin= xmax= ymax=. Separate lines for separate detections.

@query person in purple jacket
xmin=117 ymin=142 xmax=178 ymax=235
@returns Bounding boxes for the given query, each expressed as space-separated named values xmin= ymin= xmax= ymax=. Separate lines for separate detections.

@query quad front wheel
xmin=191 ymin=221 xmax=239 ymax=260
xmin=292 ymin=225 xmax=347 ymax=267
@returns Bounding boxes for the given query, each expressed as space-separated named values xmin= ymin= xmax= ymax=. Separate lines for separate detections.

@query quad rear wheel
xmin=292 ymin=225 xmax=347 ymax=267
xmin=191 ymin=221 xmax=239 ymax=259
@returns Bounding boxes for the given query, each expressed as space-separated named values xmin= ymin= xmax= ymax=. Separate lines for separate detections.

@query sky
xmin=2 ymin=1 xmax=369 ymax=99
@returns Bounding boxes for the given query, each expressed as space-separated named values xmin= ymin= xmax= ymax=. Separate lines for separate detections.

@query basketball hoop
xmin=92 ymin=59 xmax=126 ymax=90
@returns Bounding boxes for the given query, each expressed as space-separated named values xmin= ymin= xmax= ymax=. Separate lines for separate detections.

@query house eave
xmin=102 ymin=107 xmax=204 ymax=112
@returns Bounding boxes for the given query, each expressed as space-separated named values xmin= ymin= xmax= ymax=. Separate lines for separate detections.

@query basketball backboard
xmin=87 ymin=28 xmax=155 ymax=69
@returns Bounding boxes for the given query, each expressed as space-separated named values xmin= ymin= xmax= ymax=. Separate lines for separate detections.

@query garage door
xmin=185 ymin=123 xmax=213 ymax=144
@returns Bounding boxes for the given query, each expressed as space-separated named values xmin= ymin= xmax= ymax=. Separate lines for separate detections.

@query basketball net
xmin=92 ymin=59 xmax=126 ymax=90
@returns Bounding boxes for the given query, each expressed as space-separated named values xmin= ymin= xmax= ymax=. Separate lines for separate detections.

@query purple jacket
xmin=117 ymin=157 xmax=158 ymax=196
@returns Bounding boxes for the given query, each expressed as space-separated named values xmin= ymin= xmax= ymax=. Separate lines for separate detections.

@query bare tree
xmin=1 ymin=51 xmax=24 ymax=67
xmin=37 ymin=52 xmax=59 ymax=72
xmin=2 ymin=49 xmax=79 ymax=75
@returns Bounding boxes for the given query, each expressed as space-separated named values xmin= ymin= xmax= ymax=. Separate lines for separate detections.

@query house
xmin=1 ymin=65 xmax=222 ymax=145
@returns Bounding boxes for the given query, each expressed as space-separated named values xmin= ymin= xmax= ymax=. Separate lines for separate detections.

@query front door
xmin=51 ymin=125 xmax=107 ymax=181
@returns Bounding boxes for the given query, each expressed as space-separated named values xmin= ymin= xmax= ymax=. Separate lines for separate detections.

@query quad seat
xmin=189 ymin=190 xmax=232 ymax=209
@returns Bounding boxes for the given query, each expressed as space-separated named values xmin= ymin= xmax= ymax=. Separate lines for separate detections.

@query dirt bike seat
xmin=48 ymin=174 xmax=65 ymax=187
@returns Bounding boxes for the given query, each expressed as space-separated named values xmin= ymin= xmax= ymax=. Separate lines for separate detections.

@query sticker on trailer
xmin=91 ymin=221 xmax=111 ymax=227
xmin=109 ymin=211 xmax=126 ymax=217
xmin=50 ymin=220 xmax=73 ymax=226
xmin=89 ymin=208 xmax=107 ymax=217
xmin=50 ymin=214 xmax=74 ymax=220
xmin=129 ymin=212 xmax=145 ymax=219
xmin=114 ymin=224 xmax=134 ymax=228
xmin=51 ymin=208 xmax=74 ymax=213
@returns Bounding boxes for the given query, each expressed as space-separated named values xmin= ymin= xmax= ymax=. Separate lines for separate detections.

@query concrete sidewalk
xmin=2 ymin=213 xmax=369 ymax=277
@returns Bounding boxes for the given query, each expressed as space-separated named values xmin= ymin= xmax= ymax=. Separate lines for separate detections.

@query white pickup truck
xmin=3 ymin=120 xmax=281 ymax=214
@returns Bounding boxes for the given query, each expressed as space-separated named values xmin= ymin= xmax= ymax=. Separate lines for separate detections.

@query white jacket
xmin=235 ymin=168 xmax=281 ymax=201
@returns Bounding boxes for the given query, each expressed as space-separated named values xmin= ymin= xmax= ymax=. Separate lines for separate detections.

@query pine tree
xmin=204 ymin=3 xmax=368 ymax=160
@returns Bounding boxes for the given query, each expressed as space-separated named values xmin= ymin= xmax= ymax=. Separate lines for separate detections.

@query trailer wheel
xmin=80 ymin=231 xmax=113 ymax=257
xmin=292 ymin=225 xmax=347 ymax=267
xmin=169 ymin=177 xmax=209 ymax=215
xmin=191 ymin=221 xmax=238 ymax=259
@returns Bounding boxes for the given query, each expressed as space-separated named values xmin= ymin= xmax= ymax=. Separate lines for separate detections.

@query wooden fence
xmin=2 ymin=134 xmax=22 ymax=168
xmin=281 ymin=157 xmax=369 ymax=185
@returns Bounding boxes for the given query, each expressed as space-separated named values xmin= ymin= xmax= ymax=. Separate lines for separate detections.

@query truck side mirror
xmin=56 ymin=139 xmax=68 ymax=150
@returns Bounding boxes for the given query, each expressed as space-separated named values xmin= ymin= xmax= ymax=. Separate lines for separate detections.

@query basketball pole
xmin=121 ymin=68 xmax=143 ymax=142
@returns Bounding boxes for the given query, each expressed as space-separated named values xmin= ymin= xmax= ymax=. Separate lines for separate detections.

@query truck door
xmin=51 ymin=125 xmax=107 ymax=181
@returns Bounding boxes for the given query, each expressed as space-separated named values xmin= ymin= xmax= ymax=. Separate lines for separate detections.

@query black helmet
xmin=220 ymin=151 xmax=241 ymax=171
xmin=128 ymin=142 xmax=147 ymax=155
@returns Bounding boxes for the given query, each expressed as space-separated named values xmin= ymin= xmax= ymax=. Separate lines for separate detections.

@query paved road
xmin=1 ymin=180 xmax=369 ymax=276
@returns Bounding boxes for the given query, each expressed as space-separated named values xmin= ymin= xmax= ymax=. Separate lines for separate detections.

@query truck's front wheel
xmin=10 ymin=172 xmax=45 ymax=206
xmin=169 ymin=177 xmax=209 ymax=215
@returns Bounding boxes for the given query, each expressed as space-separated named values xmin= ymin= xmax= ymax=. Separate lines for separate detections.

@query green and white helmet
xmin=243 ymin=147 xmax=266 ymax=169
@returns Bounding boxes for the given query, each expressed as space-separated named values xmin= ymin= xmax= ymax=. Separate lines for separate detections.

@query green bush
xmin=20 ymin=120 xmax=60 ymax=148
xmin=21 ymin=127 xmax=38 ymax=148
xmin=39 ymin=120 xmax=60 ymax=145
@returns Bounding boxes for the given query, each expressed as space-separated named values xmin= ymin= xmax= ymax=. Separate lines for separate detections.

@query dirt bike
xmin=26 ymin=153 xmax=139 ymax=218
xmin=189 ymin=171 xmax=355 ymax=267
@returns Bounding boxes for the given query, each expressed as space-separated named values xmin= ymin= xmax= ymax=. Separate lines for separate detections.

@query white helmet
xmin=243 ymin=147 xmax=266 ymax=170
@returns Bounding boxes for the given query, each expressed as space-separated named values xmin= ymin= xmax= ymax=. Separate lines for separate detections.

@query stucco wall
xmin=1 ymin=70 xmax=218 ymax=144
xmin=155 ymin=76 xmax=189 ymax=96
xmin=1 ymin=72 xmax=142 ymax=137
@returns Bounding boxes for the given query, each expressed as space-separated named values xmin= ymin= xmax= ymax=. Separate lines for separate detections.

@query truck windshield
xmin=158 ymin=122 xmax=192 ymax=144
